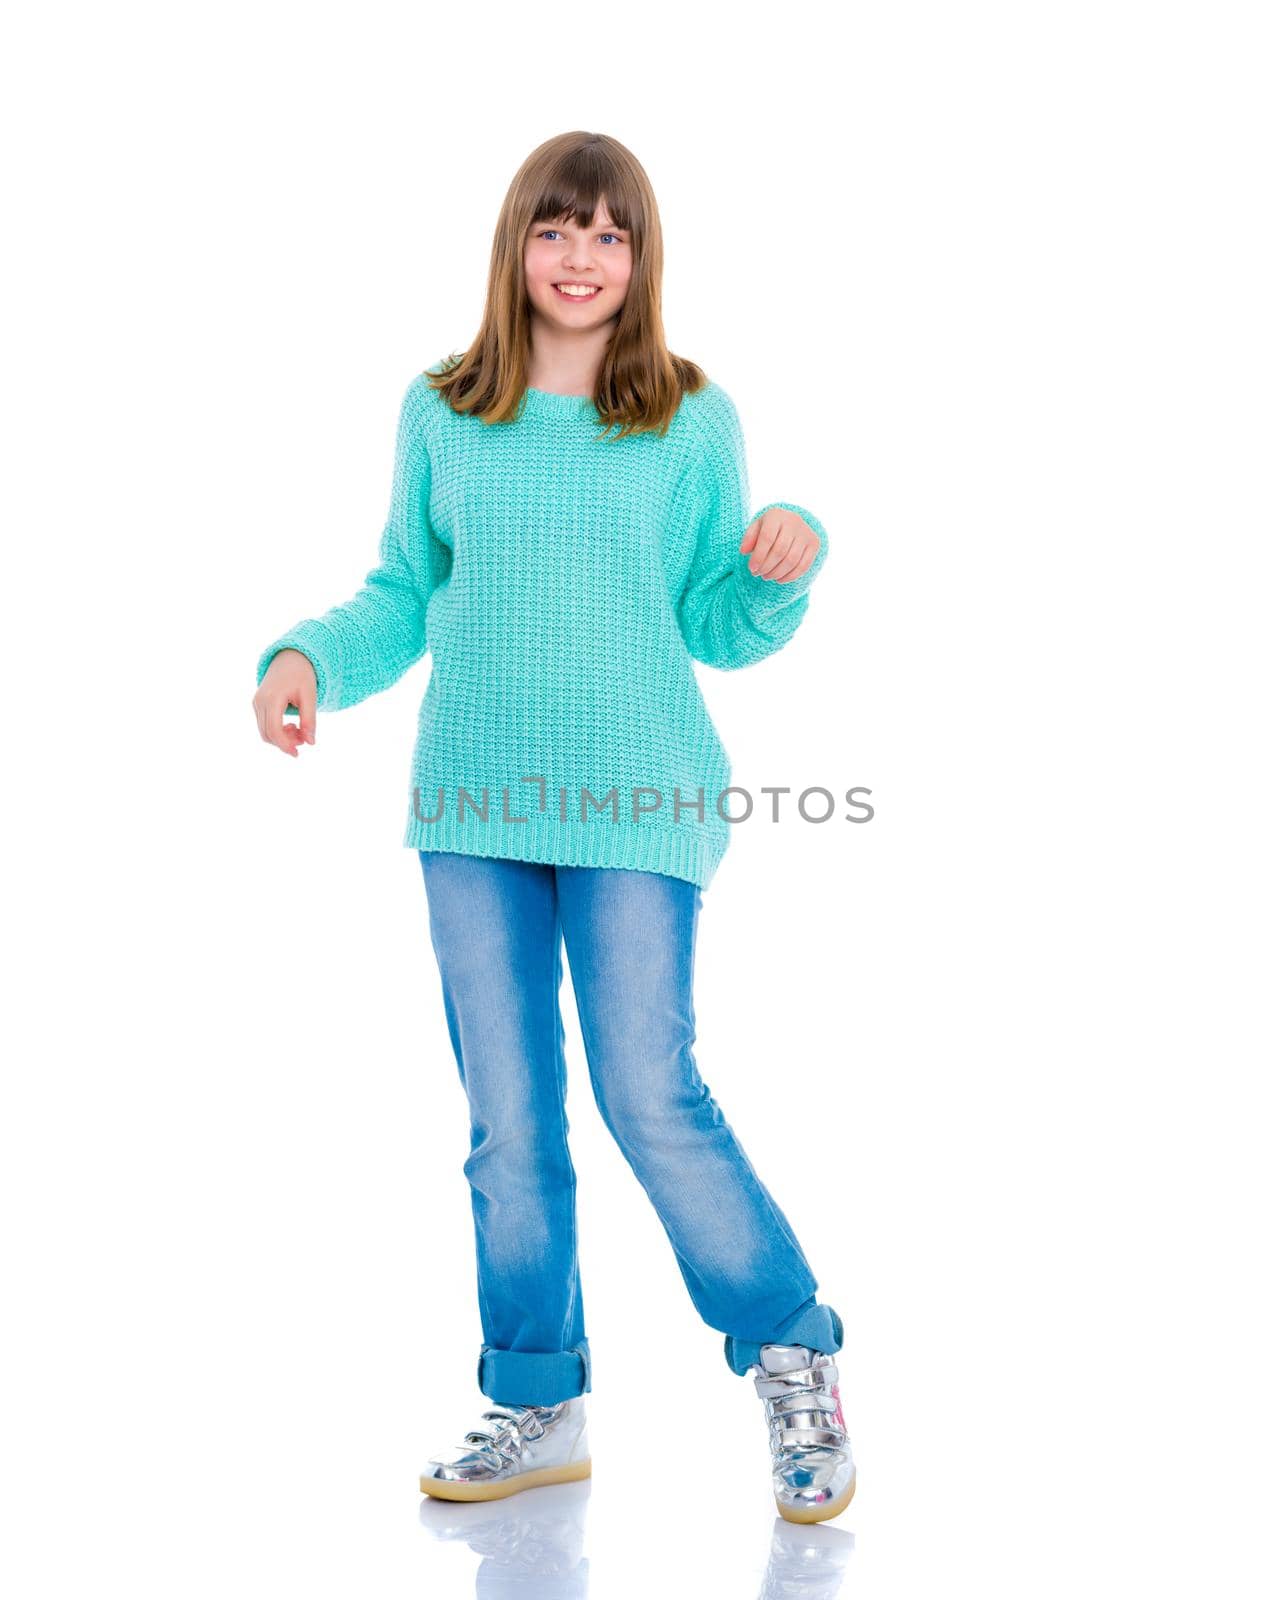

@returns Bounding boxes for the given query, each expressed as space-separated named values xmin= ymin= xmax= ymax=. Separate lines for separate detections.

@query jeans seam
xmin=551 ymin=901 xmax=579 ymax=1355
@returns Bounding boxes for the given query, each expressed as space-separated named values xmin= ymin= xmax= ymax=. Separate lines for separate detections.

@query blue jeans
xmin=418 ymin=851 xmax=844 ymax=1407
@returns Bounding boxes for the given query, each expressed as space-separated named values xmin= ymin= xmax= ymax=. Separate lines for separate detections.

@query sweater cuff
xmin=255 ymin=619 xmax=340 ymax=711
xmin=735 ymin=501 xmax=830 ymax=618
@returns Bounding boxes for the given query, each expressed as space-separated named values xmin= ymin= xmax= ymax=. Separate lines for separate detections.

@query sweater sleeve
xmin=674 ymin=384 xmax=830 ymax=671
xmin=254 ymin=374 xmax=449 ymax=712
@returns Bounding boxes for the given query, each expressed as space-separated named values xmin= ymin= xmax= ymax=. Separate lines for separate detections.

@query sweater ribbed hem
xmin=402 ymin=799 xmax=726 ymax=890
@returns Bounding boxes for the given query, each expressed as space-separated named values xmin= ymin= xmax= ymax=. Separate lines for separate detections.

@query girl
xmin=252 ymin=131 xmax=854 ymax=1525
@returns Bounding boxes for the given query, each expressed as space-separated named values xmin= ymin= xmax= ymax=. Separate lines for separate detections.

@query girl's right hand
xmin=253 ymin=648 xmax=318 ymax=757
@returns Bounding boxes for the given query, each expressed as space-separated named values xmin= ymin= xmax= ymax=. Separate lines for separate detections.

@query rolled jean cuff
xmin=478 ymin=1337 xmax=593 ymax=1406
xmin=723 ymin=1301 xmax=844 ymax=1376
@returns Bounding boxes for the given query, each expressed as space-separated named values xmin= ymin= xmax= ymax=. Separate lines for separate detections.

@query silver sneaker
xmin=419 ymin=1395 xmax=591 ymax=1502
xmin=750 ymin=1344 xmax=856 ymax=1523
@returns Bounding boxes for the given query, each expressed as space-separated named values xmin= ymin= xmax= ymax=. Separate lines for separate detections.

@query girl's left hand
xmin=740 ymin=508 xmax=820 ymax=582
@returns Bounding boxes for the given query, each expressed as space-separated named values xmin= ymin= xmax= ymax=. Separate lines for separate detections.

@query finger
xmin=254 ymin=692 xmax=286 ymax=749
xmin=790 ymin=542 xmax=818 ymax=579
xmin=772 ymin=540 xmax=817 ymax=583
xmin=739 ymin=515 xmax=763 ymax=554
xmin=747 ymin=517 xmax=781 ymax=573
xmin=263 ymin=691 xmax=298 ymax=755
xmin=281 ymin=708 xmax=306 ymax=753
xmin=755 ymin=528 xmax=796 ymax=578
xmin=298 ymin=678 xmax=317 ymax=745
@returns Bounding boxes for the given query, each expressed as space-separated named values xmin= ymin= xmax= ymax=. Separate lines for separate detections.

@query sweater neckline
xmin=521 ymin=385 xmax=598 ymax=418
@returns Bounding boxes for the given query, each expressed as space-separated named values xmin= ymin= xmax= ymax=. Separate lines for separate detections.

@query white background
xmin=3 ymin=3 xmax=1276 ymax=1595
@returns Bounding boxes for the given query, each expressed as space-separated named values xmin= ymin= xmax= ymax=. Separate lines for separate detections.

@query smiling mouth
xmin=553 ymin=283 xmax=601 ymax=299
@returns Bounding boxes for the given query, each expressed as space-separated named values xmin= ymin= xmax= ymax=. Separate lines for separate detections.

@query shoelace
xmin=460 ymin=1403 xmax=561 ymax=1471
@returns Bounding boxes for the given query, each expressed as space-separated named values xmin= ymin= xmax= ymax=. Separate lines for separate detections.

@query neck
xmin=526 ymin=316 xmax=615 ymax=394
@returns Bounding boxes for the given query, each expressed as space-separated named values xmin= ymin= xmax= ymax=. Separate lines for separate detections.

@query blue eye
xmin=537 ymin=229 xmax=624 ymax=245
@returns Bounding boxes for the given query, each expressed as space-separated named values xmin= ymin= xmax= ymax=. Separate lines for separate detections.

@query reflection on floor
xmin=418 ymin=1477 xmax=855 ymax=1598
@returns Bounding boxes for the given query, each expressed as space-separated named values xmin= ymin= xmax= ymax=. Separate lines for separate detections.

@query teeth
xmin=555 ymin=284 xmax=599 ymax=296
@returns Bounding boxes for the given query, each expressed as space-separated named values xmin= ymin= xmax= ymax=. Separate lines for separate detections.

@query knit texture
xmin=255 ymin=365 xmax=829 ymax=889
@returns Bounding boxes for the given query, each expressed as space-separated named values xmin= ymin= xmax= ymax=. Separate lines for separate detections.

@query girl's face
xmin=524 ymin=203 xmax=632 ymax=330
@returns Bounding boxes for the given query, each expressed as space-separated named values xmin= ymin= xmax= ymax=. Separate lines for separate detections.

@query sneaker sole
xmin=775 ymin=1468 xmax=856 ymax=1524
xmin=419 ymin=1456 xmax=592 ymax=1501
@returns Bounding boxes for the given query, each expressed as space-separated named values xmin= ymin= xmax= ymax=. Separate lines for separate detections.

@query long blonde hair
xmin=427 ymin=130 xmax=708 ymax=440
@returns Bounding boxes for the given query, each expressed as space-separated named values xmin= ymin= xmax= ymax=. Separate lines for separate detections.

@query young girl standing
xmin=252 ymin=131 xmax=854 ymax=1525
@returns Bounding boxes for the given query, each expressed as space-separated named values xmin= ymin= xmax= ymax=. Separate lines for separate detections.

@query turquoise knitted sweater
xmin=255 ymin=365 xmax=829 ymax=889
